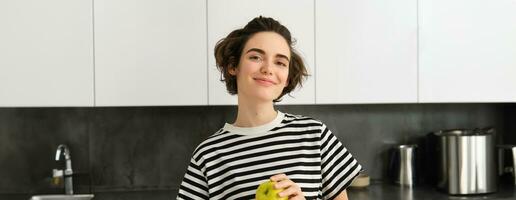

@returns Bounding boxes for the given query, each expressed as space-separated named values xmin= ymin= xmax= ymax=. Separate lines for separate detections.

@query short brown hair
xmin=214 ymin=16 xmax=309 ymax=102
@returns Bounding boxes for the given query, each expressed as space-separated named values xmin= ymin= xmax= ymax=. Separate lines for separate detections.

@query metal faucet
xmin=54 ymin=144 xmax=74 ymax=195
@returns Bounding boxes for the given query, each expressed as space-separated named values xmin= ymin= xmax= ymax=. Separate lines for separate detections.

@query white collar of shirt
xmin=223 ymin=111 xmax=285 ymax=135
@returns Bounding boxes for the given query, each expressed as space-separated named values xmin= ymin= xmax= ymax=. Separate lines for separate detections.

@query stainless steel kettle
xmin=433 ymin=127 xmax=497 ymax=195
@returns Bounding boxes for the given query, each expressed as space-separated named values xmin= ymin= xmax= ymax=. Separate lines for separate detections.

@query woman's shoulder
xmin=277 ymin=112 xmax=331 ymax=134
xmin=282 ymin=112 xmax=324 ymax=125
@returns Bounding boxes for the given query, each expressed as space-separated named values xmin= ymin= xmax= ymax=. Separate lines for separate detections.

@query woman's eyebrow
xmin=246 ymin=48 xmax=266 ymax=55
xmin=246 ymin=48 xmax=290 ymax=61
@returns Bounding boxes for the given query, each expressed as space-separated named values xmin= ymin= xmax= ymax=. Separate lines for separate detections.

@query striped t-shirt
xmin=177 ymin=111 xmax=362 ymax=200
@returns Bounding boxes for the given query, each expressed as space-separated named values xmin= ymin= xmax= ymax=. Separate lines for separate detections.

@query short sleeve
xmin=320 ymin=124 xmax=362 ymax=200
xmin=177 ymin=157 xmax=209 ymax=200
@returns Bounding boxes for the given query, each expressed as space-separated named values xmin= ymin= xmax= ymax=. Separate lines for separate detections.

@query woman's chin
xmin=249 ymin=94 xmax=278 ymax=103
xmin=239 ymin=90 xmax=282 ymax=103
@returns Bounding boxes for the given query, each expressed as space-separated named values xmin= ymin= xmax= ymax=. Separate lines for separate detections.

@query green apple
xmin=255 ymin=180 xmax=288 ymax=200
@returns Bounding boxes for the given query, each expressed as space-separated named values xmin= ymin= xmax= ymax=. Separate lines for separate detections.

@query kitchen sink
xmin=30 ymin=194 xmax=94 ymax=200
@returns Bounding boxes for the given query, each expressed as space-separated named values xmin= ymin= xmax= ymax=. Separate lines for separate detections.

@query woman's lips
xmin=254 ymin=78 xmax=276 ymax=86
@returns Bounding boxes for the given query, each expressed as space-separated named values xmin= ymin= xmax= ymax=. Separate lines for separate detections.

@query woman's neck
xmin=233 ymin=97 xmax=277 ymax=127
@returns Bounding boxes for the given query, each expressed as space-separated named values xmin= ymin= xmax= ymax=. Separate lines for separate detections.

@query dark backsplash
xmin=1 ymin=103 xmax=515 ymax=199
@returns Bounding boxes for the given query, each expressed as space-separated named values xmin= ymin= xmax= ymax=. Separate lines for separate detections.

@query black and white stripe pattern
xmin=178 ymin=112 xmax=362 ymax=200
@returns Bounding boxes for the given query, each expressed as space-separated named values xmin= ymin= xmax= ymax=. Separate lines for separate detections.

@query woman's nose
xmin=260 ymin=61 xmax=273 ymax=75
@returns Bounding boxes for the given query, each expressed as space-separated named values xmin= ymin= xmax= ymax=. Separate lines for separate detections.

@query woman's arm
xmin=333 ymin=190 xmax=349 ymax=200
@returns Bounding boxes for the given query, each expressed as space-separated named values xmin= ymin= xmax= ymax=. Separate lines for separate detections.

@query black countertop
xmin=347 ymin=182 xmax=516 ymax=200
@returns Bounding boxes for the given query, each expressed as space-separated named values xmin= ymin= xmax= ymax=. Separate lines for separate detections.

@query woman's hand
xmin=270 ymin=174 xmax=306 ymax=200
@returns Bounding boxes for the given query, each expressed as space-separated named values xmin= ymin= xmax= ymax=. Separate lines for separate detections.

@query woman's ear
xmin=228 ymin=65 xmax=238 ymax=76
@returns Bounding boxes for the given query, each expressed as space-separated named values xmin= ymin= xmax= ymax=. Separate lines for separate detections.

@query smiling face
xmin=229 ymin=31 xmax=291 ymax=103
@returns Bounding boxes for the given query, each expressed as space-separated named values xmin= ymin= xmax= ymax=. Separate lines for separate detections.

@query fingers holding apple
xmin=270 ymin=174 xmax=305 ymax=200
xmin=255 ymin=180 xmax=288 ymax=200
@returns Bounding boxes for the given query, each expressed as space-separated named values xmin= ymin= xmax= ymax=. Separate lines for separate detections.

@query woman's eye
xmin=276 ymin=62 xmax=287 ymax=67
xmin=249 ymin=55 xmax=261 ymax=61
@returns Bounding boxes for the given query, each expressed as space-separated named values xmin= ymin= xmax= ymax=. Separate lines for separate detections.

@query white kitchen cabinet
xmin=94 ymin=0 xmax=207 ymax=106
xmin=316 ymin=0 xmax=418 ymax=104
xmin=0 ymin=0 xmax=94 ymax=107
xmin=207 ymin=0 xmax=315 ymax=105
xmin=419 ymin=0 xmax=516 ymax=102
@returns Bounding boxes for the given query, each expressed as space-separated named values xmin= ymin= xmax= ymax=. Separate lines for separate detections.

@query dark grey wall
xmin=0 ymin=104 xmax=514 ymax=200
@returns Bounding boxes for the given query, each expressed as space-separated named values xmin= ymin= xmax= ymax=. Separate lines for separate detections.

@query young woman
xmin=178 ymin=16 xmax=362 ymax=200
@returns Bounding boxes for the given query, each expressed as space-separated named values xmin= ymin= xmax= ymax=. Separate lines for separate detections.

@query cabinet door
xmin=94 ymin=0 xmax=207 ymax=106
xmin=419 ymin=0 xmax=516 ymax=102
xmin=0 ymin=0 xmax=94 ymax=107
xmin=207 ymin=0 xmax=315 ymax=105
xmin=316 ymin=0 xmax=418 ymax=104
